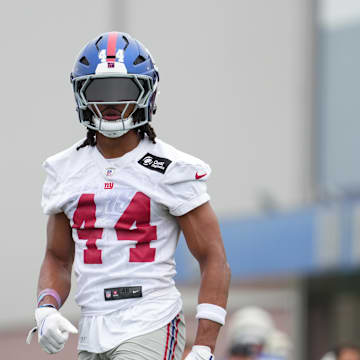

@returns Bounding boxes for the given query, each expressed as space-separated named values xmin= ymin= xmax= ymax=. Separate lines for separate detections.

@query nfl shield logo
xmin=108 ymin=62 xmax=115 ymax=68
xmin=105 ymin=168 xmax=115 ymax=177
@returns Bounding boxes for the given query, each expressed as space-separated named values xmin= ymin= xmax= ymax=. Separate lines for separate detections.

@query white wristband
xmin=195 ymin=303 xmax=226 ymax=325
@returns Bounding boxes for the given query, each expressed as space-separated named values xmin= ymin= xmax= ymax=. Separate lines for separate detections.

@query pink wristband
xmin=37 ymin=288 xmax=62 ymax=309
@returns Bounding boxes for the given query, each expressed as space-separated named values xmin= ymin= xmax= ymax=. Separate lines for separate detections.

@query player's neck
xmin=95 ymin=130 xmax=141 ymax=159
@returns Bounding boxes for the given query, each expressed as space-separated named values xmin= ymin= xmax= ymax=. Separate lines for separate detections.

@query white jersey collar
xmin=91 ymin=138 xmax=150 ymax=174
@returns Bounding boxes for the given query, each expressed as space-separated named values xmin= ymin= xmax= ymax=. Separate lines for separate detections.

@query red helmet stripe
xmin=106 ymin=32 xmax=118 ymax=62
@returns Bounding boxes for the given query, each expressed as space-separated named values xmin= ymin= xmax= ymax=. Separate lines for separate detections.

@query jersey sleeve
xmin=41 ymin=160 xmax=64 ymax=215
xmin=160 ymin=159 xmax=211 ymax=216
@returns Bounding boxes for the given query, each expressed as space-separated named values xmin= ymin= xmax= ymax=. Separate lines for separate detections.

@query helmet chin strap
xmin=98 ymin=128 xmax=130 ymax=138
xmin=92 ymin=116 xmax=133 ymax=138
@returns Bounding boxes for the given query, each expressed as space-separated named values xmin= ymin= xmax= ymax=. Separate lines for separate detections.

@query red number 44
xmin=72 ymin=192 xmax=157 ymax=264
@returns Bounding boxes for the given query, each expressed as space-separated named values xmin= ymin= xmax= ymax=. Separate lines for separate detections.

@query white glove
xmin=32 ymin=307 xmax=78 ymax=354
xmin=184 ymin=345 xmax=215 ymax=360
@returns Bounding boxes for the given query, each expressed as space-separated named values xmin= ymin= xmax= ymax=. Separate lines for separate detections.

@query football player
xmin=228 ymin=307 xmax=288 ymax=360
xmin=27 ymin=32 xmax=230 ymax=360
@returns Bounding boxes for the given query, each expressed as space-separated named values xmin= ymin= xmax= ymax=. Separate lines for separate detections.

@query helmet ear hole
xmin=133 ymin=55 xmax=146 ymax=65
xmin=80 ymin=56 xmax=89 ymax=66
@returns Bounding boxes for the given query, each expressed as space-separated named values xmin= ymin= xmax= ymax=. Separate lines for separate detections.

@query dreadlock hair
xmin=137 ymin=123 xmax=156 ymax=143
xmin=76 ymin=109 xmax=156 ymax=151
xmin=76 ymin=128 xmax=97 ymax=150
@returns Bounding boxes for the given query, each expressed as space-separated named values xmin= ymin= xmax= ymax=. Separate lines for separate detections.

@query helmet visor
xmin=83 ymin=77 xmax=141 ymax=102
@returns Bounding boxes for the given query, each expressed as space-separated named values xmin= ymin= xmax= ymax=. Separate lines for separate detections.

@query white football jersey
xmin=42 ymin=137 xmax=211 ymax=352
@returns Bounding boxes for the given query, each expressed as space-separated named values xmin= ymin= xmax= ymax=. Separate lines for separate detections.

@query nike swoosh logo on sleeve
xmin=195 ymin=172 xmax=207 ymax=180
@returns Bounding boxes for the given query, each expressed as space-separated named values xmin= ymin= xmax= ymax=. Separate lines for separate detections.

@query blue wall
xmin=175 ymin=199 xmax=360 ymax=282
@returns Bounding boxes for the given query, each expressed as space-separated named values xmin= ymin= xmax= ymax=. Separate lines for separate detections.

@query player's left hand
xmin=184 ymin=345 xmax=215 ymax=360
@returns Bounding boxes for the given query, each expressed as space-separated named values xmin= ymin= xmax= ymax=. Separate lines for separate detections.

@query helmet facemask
xmin=73 ymin=73 xmax=156 ymax=138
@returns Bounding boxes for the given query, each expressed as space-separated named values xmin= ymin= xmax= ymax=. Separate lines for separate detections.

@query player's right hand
xmin=35 ymin=307 xmax=78 ymax=354
xmin=184 ymin=345 xmax=215 ymax=360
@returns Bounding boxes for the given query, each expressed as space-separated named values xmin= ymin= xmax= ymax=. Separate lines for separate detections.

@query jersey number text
xmin=72 ymin=192 xmax=157 ymax=264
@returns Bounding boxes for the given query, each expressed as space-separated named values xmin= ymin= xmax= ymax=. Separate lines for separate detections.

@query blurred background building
xmin=0 ymin=1 xmax=359 ymax=359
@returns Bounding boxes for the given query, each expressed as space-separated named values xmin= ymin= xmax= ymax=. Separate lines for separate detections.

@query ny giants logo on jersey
xmin=138 ymin=153 xmax=172 ymax=174
xmin=104 ymin=182 xmax=114 ymax=189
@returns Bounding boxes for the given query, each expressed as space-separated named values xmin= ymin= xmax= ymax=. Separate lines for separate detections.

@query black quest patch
xmin=138 ymin=153 xmax=172 ymax=174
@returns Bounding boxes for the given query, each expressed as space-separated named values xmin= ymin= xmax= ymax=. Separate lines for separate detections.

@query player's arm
xmin=177 ymin=202 xmax=231 ymax=355
xmin=27 ymin=212 xmax=77 ymax=354
xmin=37 ymin=212 xmax=74 ymax=306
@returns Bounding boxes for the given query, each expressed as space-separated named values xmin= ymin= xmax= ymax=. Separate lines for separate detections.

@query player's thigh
xmin=108 ymin=312 xmax=185 ymax=360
